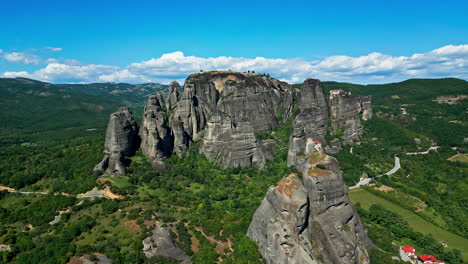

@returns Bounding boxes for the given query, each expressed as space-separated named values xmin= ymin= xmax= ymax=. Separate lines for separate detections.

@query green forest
xmin=0 ymin=77 xmax=466 ymax=263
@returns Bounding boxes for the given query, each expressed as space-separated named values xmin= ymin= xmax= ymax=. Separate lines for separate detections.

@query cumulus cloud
xmin=2 ymin=52 xmax=42 ymax=65
xmin=2 ymin=44 xmax=467 ymax=84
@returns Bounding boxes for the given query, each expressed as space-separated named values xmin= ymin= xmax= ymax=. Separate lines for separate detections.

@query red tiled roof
xmin=417 ymin=255 xmax=438 ymax=262
xmin=402 ymin=246 xmax=415 ymax=253
xmin=314 ymin=141 xmax=321 ymax=144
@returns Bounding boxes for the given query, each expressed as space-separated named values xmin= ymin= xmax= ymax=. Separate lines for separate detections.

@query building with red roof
xmin=401 ymin=246 xmax=415 ymax=257
xmin=416 ymin=255 xmax=445 ymax=264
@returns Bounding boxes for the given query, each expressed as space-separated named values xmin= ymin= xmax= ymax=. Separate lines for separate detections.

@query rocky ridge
xmin=248 ymin=79 xmax=372 ymax=263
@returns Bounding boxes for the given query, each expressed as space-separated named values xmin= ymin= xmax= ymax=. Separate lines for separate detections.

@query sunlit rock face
xmin=94 ymin=107 xmax=139 ymax=175
xmin=170 ymin=71 xmax=294 ymax=167
xmin=288 ymin=79 xmax=329 ymax=167
xmin=329 ymin=90 xmax=363 ymax=144
xmin=139 ymin=93 xmax=173 ymax=159
xmin=248 ymin=153 xmax=372 ymax=264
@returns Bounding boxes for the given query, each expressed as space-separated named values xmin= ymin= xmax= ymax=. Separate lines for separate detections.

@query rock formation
xmin=95 ymin=72 xmax=372 ymax=172
xmin=288 ymin=79 xmax=329 ymax=167
xmin=329 ymin=90 xmax=363 ymax=144
xmin=170 ymin=71 xmax=294 ymax=166
xmin=248 ymin=152 xmax=372 ymax=264
xmin=247 ymin=173 xmax=319 ymax=263
xmin=249 ymin=81 xmax=372 ymax=263
xmin=139 ymin=94 xmax=172 ymax=159
xmin=94 ymin=107 xmax=139 ymax=174
xmin=200 ymin=111 xmax=271 ymax=169
xmin=166 ymin=81 xmax=180 ymax=111
xmin=142 ymin=222 xmax=191 ymax=263
xmin=357 ymin=96 xmax=372 ymax=120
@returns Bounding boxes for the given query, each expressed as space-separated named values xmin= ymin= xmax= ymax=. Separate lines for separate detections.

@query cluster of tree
xmin=356 ymin=204 xmax=464 ymax=264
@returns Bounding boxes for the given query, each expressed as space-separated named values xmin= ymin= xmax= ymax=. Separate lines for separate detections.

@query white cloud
xmin=0 ymin=49 xmax=3 ymax=54
xmin=2 ymin=44 xmax=467 ymax=84
xmin=46 ymin=47 xmax=63 ymax=52
xmin=3 ymin=52 xmax=42 ymax=65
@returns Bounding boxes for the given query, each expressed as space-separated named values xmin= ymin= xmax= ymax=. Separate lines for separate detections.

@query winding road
xmin=349 ymin=155 xmax=400 ymax=189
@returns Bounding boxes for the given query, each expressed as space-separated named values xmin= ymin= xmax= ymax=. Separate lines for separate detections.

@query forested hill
xmin=0 ymin=78 xmax=167 ymax=144
xmin=0 ymin=77 xmax=466 ymax=263
xmin=321 ymin=78 xmax=468 ymax=147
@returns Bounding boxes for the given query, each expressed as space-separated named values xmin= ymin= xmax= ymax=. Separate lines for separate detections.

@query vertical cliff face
xmin=200 ymin=111 xmax=270 ymax=169
xmin=169 ymin=71 xmax=294 ymax=167
xmin=166 ymin=81 xmax=181 ymax=111
xmin=329 ymin=90 xmax=363 ymax=144
xmin=248 ymin=80 xmax=372 ymax=263
xmin=357 ymin=96 xmax=373 ymax=121
xmin=287 ymin=79 xmax=329 ymax=167
xmin=248 ymin=152 xmax=372 ymax=264
xmin=94 ymin=107 xmax=139 ymax=174
xmin=139 ymin=94 xmax=173 ymax=159
xmin=302 ymin=154 xmax=372 ymax=264
xmin=247 ymin=174 xmax=319 ymax=264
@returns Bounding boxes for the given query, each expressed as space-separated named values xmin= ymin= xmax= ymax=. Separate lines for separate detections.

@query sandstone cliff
xmin=170 ymin=71 xmax=294 ymax=167
xmin=248 ymin=153 xmax=372 ymax=264
xmin=139 ymin=93 xmax=173 ymax=159
xmin=94 ymin=107 xmax=139 ymax=174
xmin=329 ymin=90 xmax=371 ymax=144
xmin=287 ymin=79 xmax=329 ymax=167
xmin=96 ymin=72 xmax=372 ymax=173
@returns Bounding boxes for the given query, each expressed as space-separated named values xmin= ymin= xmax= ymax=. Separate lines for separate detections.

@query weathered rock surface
xmin=139 ymin=94 xmax=173 ymax=159
xmin=200 ymin=111 xmax=270 ymax=168
xmin=94 ymin=107 xmax=139 ymax=174
xmin=247 ymin=173 xmax=319 ymax=264
xmin=357 ymin=96 xmax=372 ymax=120
xmin=329 ymin=90 xmax=363 ymax=144
xmin=288 ymin=79 xmax=329 ymax=167
xmin=248 ymin=153 xmax=372 ymax=264
xmin=172 ymin=116 xmax=191 ymax=157
xmin=171 ymin=71 xmax=294 ymax=166
xmin=166 ymin=81 xmax=181 ymax=111
xmin=142 ymin=222 xmax=191 ymax=263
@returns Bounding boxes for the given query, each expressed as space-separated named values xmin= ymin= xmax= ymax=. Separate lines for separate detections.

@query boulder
xmin=142 ymin=222 xmax=191 ymax=263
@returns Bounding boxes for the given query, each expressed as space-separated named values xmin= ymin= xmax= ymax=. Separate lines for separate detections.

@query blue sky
xmin=1 ymin=0 xmax=467 ymax=84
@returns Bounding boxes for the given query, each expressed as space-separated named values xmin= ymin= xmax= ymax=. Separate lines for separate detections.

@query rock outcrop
xmin=247 ymin=173 xmax=319 ymax=264
xmin=94 ymin=107 xmax=139 ymax=174
xmin=357 ymin=96 xmax=372 ymax=120
xmin=167 ymin=81 xmax=181 ymax=111
xmin=142 ymin=222 xmax=191 ymax=263
xmin=200 ymin=111 xmax=270 ymax=169
xmin=95 ymin=72 xmax=372 ymax=173
xmin=329 ymin=90 xmax=363 ymax=144
xmin=288 ymin=79 xmax=329 ymax=167
xmin=139 ymin=94 xmax=172 ymax=159
xmin=170 ymin=71 xmax=294 ymax=166
xmin=249 ymin=81 xmax=372 ymax=263
xmin=248 ymin=152 xmax=372 ymax=264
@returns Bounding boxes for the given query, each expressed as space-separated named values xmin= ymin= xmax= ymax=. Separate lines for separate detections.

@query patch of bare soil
xmin=307 ymin=168 xmax=332 ymax=177
xmin=374 ymin=185 xmax=395 ymax=192
xmin=191 ymin=236 xmax=200 ymax=253
xmin=123 ymin=220 xmax=141 ymax=232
